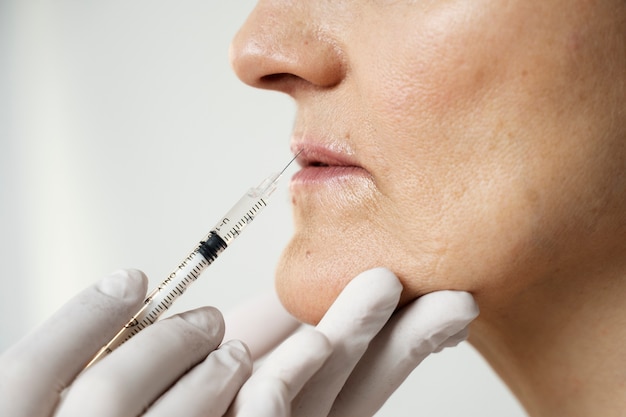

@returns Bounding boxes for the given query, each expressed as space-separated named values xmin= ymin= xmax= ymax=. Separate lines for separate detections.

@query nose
xmin=230 ymin=2 xmax=346 ymax=95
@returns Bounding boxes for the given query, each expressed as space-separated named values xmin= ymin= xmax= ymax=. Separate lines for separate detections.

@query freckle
xmin=472 ymin=69 xmax=486 ymax=86
xmin=526 ymin=189 xmax=539 ymax=204
xmin=521 ymin=70 xmax=528 ymax=77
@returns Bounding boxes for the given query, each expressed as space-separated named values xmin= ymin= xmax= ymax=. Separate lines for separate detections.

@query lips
xmin=290 ymin=140 xmax=371 ymax=186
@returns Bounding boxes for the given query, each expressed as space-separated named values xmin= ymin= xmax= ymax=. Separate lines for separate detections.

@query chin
xmin=274 ymin=229 xmax=423 ymax=325
xmin=275 ymin=239 xmax=350 ymax=324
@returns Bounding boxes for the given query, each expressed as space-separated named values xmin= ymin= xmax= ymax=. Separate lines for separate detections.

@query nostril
xmin=260 ymin=73 xmax=291 ymax=83
xmin=259 ymin=73 xmax=302 ymax=87
xmin=257 ymin=72 xmax=318 ymax=93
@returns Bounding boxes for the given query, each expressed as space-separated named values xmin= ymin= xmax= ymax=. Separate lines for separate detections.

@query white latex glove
xmin=0 ymin=269 xmax=252 ymax=417
xmin=225 ymin=267 xmax=479 ymax=417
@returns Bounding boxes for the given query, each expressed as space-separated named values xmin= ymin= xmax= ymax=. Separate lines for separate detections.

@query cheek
xmin=358 ymin=4 xmax=506 ymax=124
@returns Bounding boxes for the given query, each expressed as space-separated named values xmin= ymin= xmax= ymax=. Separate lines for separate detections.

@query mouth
xmin=290 ymin=140 xmax=371 ymax=187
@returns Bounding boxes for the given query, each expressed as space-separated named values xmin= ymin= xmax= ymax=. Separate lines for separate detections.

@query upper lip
xmin=291 ymin=140 xmax=361 ymax=169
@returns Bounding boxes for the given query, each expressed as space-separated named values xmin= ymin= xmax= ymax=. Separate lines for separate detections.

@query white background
xmin=0 ymin=2 xmax=526 ymax=415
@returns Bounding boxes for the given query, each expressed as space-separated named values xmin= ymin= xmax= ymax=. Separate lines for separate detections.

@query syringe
xmin=85 ymin=154 xmax=298 ymax=369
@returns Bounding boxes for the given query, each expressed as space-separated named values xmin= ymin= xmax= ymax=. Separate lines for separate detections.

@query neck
xmin=470 ymin=264 xmax=626 ymax=417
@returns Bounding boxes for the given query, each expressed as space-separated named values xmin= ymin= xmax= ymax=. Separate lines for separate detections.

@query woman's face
xmin=231 ymin=0 xmax=626 ymax=324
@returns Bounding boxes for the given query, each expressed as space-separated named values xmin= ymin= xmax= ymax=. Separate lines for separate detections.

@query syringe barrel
xmin=211 ymin=190 xmax=269 ymax=245
xmin=84 ymin=191 xmax=271 ymax=369
xmin=139 ymin=234 xmax=227 ymax=327
xmin=84 ymin=246 xmax=221 ymax=368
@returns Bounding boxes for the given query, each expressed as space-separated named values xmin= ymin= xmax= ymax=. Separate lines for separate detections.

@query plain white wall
xmin=0 ymin=2 xmax=526 ymax=416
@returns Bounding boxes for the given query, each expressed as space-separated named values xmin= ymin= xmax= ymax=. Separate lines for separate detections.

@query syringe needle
xmin=279 ymin=149 xmax=302 ymax=176
xmin=253 ymin=150 xmax=302 ymax=198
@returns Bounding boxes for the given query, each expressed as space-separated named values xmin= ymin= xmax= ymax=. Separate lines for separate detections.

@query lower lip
xmin=290 ymin=166 xmax=371 ymax=187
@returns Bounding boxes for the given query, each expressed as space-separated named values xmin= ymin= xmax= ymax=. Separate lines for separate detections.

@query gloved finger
xmin=433 ymin=326 xmax=470 ymax=353
xmin=224 ymin=291 xmax=301 ymax=361
xmin=56 ymin=307 xmax=225 ymax=417
xmin=328 ymin=290 xmax=479 ymax=417
xmin=0 ymin=269 xmax=147 ymax=417
xmin=145 ymin=340 xmax=252 ymax=417
xmin=226 ymin=328 xmax=332 ymax=417
xmin=292 ymin=268 xmax=402 ymax=417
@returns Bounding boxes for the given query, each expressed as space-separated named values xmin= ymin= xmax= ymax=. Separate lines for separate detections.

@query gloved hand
xmin=224 ymin=267 xmax=479 ymax=417
xmin=0 ymin=268 xmax=477 ymax=417
xmin=0 ymin=269 xmax=252 ymax=417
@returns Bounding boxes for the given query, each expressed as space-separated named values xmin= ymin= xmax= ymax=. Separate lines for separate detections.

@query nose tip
xmin=229 ymin=4 xmax=346 ymax=94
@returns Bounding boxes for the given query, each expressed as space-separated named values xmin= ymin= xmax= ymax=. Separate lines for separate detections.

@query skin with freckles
xmin=231 ymin=1 xmax=626 ymax=415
